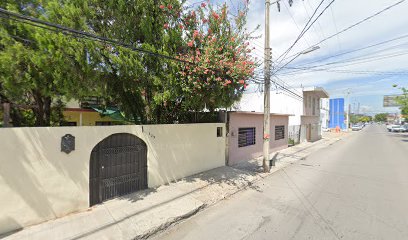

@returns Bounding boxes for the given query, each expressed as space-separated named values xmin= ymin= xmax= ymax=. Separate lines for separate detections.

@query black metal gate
xmin=89 ymin=133 xmax=147 ymax=206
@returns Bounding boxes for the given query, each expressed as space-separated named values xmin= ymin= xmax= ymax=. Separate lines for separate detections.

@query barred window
xmin=238 ymin=127 xmax=256 ymax=147
xmin=275 ymin=125 xmax=285 ymax=140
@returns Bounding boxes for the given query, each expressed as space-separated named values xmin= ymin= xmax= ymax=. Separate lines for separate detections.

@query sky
xmin=190 ymin=0 xmax=408 ymax=115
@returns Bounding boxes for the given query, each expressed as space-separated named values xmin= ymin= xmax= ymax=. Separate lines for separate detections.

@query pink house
xmin=226 ymin=112 xmax=292 ymax=166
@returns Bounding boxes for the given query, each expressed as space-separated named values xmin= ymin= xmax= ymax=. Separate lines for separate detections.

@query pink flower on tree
xmin=167 ymin=4 xmax=173 ymax=9
xmin=159 ymin=5 xmax=165 ymax=9
xmin=188 ymin=41 xmax=194 ymax=47
xmin=193 ymin=30 xmax=199 ymax=38
xmin=164 ymin=23 xmax=169 ymax=29
xmin=201 ymin=2 xmax=207 ymax=7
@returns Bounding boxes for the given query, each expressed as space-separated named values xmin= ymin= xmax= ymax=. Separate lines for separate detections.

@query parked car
xmin=351 ymin=124 xmax=363 ymax=131
xmin=387 ymin=124 xmax=398 ymax=132
xmin=389 ymin=125 xmax=405 ymax=132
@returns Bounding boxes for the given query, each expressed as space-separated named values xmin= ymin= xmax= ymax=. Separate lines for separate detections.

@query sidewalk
xmin=2 ymin=131 xmax=350 ymax=240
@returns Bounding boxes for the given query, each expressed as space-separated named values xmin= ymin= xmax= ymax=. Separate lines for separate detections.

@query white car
xmin=389 ymin=125 xmax=405 ymax=132
xmin=351 ymin=124 xmax=363 ymax=131
xmin=387 ymin=124 xmax=398 ymax=132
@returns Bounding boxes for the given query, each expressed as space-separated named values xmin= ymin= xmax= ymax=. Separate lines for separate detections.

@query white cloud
xmin=244 ymin=0 xmax=408 ymax=112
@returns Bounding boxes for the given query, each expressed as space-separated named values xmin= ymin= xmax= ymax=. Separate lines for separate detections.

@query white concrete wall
xmin=233 ymin=91 xmax=303 ymax=126
xmin=0 ymin=124 xmax=225 ymax=235
xmin=320 ymin=98 xmax=330 ymax=129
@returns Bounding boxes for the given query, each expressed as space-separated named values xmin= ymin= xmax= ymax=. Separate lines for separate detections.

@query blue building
xmin=329 ymin=98 xmax=346 ymax=129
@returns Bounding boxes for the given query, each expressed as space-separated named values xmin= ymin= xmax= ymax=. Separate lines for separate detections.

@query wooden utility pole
xmin=263 ymin=0 xmax=271 ymax=172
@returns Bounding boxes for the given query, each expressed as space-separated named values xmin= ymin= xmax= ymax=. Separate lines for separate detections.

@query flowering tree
xmin=161 ymin=1 xmax=257 ymax=112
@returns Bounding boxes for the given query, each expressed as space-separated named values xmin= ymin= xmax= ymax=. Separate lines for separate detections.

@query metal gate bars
xmin=90 ymin=133 xmax=147 ymax=206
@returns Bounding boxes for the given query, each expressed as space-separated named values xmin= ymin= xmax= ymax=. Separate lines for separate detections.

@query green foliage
xmin=395 ymin=87 xmax=408 ymax=116
xmin=0 ymin=0 xmax=99 ymax=126
xmin=350 ymin=114 xmax=372 ymax=124
xmin=162 ymin=2 xmax=257 ymax=112
xmin=0 ymin=0 xmax=257 ymax=126
xmin=374 ymin=113 xmax=387 ymax=122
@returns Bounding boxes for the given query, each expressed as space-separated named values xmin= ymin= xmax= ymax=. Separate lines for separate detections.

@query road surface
xmin=152 ymin=124 xmax=408 ymax=240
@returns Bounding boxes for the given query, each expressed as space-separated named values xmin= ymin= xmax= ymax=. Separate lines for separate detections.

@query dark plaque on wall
xmin=61 ymin=134 xmax=75 ymax=154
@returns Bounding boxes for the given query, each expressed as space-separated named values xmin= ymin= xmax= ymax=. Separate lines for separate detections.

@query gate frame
xmin=89 ymin=133 xmax=148 ymax=206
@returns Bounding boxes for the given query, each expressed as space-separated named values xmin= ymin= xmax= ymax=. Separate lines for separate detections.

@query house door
xmin=306 ymin=124 xmax=312 ymax=141
xmin=89 ymin=133 xmax=147 ymax=206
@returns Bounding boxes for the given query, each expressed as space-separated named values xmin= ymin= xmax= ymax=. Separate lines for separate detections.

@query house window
xmin=95 ymin=121 xmax=113 ymax=126
xmin=309 ymin=96 xmax=312 ymax=108
xmin=238 ymin=127 xmax=256 ymax=147
xmin=312 ymin=98 xmax=316 ymax=115
xmin=61 ymin=121 xmax=77 ymax=126
xmin=275 ymin=125 xmax=285 ymax=140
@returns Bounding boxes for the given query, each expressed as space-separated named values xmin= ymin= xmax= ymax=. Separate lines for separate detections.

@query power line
xmin=248 ymin=75 xmax=303 ymax=100
xmin=329 ymin=5 xmax=342 ymax=52
xmin=280 ymin=45 xmax=408 ymax=75
xmin=281 ymin=67 xmax=408 ymax=76
xmin=282 ymin=0 xmax=313 ymax=47
xmin=275 ymin=0 xmax=407 ymax=72
xmin=295 ymin=34 xmax=408 ymax=67
xmin=301 ymin=0 xmax=326 ymax=42
xmin=0 ymin=7 xmax=192 ymax=64
xmin=274 ymin=0 xmax=329 ymax=64
xmin=277 ymin=0 xmax=335 ymax=68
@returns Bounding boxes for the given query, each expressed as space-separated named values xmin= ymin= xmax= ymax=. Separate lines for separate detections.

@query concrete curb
xmin=135 ymin=204 xmax=207 ymax=240
xmin=148 ymin=136 xmax=346 ymax=239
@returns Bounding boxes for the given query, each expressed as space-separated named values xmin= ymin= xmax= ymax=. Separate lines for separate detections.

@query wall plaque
xmin=61 ymin=134 xmax=75 ymax=154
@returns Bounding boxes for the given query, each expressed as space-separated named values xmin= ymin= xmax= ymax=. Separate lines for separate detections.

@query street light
xmin=299 ymin=46 xmax=320 ymax=55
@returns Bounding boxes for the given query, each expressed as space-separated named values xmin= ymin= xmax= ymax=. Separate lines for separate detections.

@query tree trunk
xmin=32 ymin=90 xmax=52 ymax=126
xmin=9 ymin=107 xmax=23 ymax=127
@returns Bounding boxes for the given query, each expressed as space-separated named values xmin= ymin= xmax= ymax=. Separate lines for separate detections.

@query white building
xmin=233 ymin=86 xmax=329 ymax=143
xmin=320 ymin=98 xmax=330 ymax=130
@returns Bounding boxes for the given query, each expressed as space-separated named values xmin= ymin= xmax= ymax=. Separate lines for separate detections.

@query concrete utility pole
xmin=263 ymin=0 xmax=271 ymax=173
xmin=345 ymin=89 xmax=351 ymax=130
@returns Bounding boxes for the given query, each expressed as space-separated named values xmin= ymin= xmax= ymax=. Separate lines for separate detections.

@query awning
xmin=91 ymin=106 xmax=129 ymax=122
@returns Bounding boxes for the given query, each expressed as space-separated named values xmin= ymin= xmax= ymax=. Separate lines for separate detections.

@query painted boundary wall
xmin=0 ymin=123 xmax=225 ymax=235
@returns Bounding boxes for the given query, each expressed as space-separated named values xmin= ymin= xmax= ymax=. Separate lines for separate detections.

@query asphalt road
xmin=152 ymin=124 xmax=408 ymax=240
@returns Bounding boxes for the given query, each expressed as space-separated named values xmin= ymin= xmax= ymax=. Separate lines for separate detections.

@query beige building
xmin=302 ymin=87 xmax=330 ymax=142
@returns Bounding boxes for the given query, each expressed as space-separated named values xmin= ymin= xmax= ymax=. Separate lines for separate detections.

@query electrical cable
xmin=275 ymin=0 xmax=406 ymax=73
xmin=0 ymin=8 xmax=193 ymax=64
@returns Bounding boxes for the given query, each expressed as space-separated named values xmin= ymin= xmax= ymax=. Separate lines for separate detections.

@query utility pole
xmin=345 ymin=89 xmax=351 ymax=130
xmin=263 ymin=0 xmax=271 ymax=173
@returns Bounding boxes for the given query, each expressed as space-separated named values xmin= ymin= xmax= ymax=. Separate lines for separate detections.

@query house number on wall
xmin=61 ymin=134 xmax=75 ymax=154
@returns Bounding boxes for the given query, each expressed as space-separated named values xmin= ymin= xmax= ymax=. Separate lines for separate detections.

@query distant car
xmin=387 ymin=124 xmax=398 ymax=132
xmin=389 ymin=125 xmax=405 ymax=132
xmin=351 ymin=124 xmax=363 ymax=131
